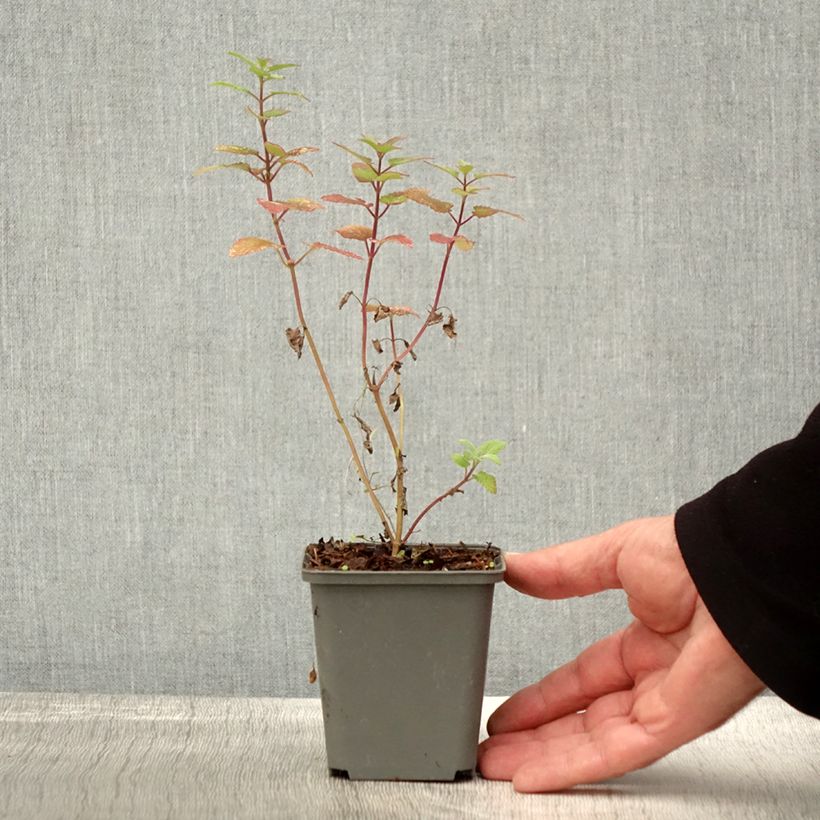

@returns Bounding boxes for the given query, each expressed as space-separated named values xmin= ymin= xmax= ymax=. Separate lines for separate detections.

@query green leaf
xmin=374 ymin=171 xmax=405 ymax=183
xmin=477 ymin=439 xmax=507 ymax=456
xmin=473 ymin=471 xmax=497 ymax=494
xmin=262 ymin=62 xmax=299 ymax=72
xmin=472 ymin=205 xmax=524 ymax=220
xmin=480 ymin=453 xmax=501 ymax=465
xmin=452 ymin=185 xmax=486 ymax=198
xmin=264 ymin=142 xmax=287 ymax=158
xmin=264 ymin=89 xmax=308 ymax=101
xmin=472 ymin=172 xmax=515 ymax=181
xmin=427 ymin=162 xmax=461 ymax=180
xmin=192 ymin=162 xmax=252 ymax=176
xmin=262 ymin=108 xmax=290 ymax=118
xmin=214 ymin=144 xmax=258 ymax=156
xmin=451 ymin=453 xmax=470 ymax=469
xmin=387 ymin=155 xmax=427 ymax=167
xmin=380 ymin=192 xmax=407 ymax=205
xmin=210 ymin=81 xmax=255 ymax=97
xmin=352 ymin=162 xmax=379 ymax=183
xmin=333 ymin=143 xmax=375 ymax=165
xmin=458 ymin=438 xmax=477 ymax=458
xmin=457 ymin=160 xmax=474 ymax=174
xmin=227 ymin=51 xmax=266 ymax=78
xmin=360 ymin=135 xmax=402 ymax=154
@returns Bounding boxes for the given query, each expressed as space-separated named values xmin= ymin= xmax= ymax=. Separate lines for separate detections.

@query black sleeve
xmin=674 ymin=403 xmax=820 ymax=718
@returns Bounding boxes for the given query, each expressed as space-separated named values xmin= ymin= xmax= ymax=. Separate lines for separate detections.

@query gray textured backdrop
xmin=1 ymin=0 xmax=818 ymax=697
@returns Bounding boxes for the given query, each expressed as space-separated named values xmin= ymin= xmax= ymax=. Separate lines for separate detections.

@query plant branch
xmin=254 ymin=77 xmax=396 ymax=541
xmin=375 ymin=183 xmax=469 ymax=391
xmin=399 ymin=464 xmax=477 ymax=547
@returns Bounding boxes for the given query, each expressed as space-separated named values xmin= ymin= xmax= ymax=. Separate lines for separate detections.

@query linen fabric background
xmin=1 ymin=0 xmax=817 ymax=697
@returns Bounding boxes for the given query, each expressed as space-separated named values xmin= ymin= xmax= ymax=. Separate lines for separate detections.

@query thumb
xmin=505 ymin=526 xmax=626 ymax=600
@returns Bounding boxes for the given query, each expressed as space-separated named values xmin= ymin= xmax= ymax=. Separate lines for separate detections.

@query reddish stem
xmin=400 ymin=464 xmax=477 ymax=547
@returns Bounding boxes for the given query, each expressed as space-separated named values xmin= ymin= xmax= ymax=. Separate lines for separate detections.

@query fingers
xmin=487 ymin=627 xmax=632 ymax=735
xmin=512 ymin=722 xmax=666 ymax=792
xmin=505 ymin=526 xmax=626 ymax=600
xmin=480 ymin=692 xmax=661 ymax=789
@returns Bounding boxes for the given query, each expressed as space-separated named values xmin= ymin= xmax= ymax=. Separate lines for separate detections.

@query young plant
xmin=197 ymin=53 xmax=521 ymax=557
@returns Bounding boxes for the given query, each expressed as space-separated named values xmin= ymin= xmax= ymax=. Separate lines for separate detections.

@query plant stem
xmin=255 ymin=77 xmax=396 ymax=542
xmin=389 ymin=316 xmax=406 ymax=551
xmin=399 ymin=464 xmax=477 ymax=547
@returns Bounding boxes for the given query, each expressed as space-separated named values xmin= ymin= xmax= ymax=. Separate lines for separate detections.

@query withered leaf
xmin=354 ymin=412 xmax=374 ymax=454
xmin=285 ymin=327 xmax=304 ymax=358
xmin=443 ymin=315 xmax=458 ymax=339
xmin=372 ymin=338 xmax=383 ymax=354
xmin=403 ymin=340 xmax=418 ymax=361
xmin=426 ymin=310 xmax=444 ymax=326
xmin=366 ymin=303 xmax=420 ymax=322
xmin=388 ymin=388 xmax=401 ymax=412
xmin=308 ymin=666 xmax=317 ymax=684
xmin=338 ymin=290 xmax=354 ymax=310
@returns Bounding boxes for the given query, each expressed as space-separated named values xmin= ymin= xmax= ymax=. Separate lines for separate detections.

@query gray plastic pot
xmin=302 ymin=545 xmax=504 ymax=781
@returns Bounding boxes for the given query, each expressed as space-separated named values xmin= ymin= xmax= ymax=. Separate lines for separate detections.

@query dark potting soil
xmin=304 ymin=539 xmax=500 ymax=572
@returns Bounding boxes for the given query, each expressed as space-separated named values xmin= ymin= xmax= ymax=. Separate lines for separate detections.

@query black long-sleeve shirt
xmin=675 ymin=402 xmax=820 ymax=718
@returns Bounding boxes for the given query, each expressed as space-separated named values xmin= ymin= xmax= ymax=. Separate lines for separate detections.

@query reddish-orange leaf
xmin=429 ymin=232 xmax=455 ymax=245
xmin=310 ymin=242 xmax=364 ymax=261
xmin=280 ymin=198 xmax=324 ymax=212
xmin=229 ymin=237 xmax=281 ymax=257
xmin=321 ymin=193 xmax=370 ymax=207
xmin=337 ymin=224 xmax=372 ymax=241
xmin=257 ymin=198 xmax=288 ymax=214
xmin=378 ymin=234 xmax=413 ymax=247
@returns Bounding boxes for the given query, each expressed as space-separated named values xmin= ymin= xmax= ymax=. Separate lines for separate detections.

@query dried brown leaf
xmin=443 ymin=315 xmax=458 ymax=339
xmin=338 ymin=290 xmax=354 ymax=310
xmin=354 ymin=412 xmax=374 ymax=454
xmin=372 ymin=338 xmax=383 ymax=354
xmin=285 ymin=327 xmax=304 ymax=358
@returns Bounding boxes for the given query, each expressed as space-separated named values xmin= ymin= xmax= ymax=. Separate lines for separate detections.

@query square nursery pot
xmin=302 ymin=544 xmax=505 ymax=781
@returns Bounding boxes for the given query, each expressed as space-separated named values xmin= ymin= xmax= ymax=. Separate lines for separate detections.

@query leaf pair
xmin=450 ymin=439 xmax=507 ymax=494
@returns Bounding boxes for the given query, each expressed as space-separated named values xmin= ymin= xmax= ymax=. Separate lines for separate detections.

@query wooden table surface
xmin=0 ymin=692 xmax=817 ymax=819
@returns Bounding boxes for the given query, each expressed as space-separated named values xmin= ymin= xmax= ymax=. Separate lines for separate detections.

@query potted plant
xmin=196 ymin=52 xmax=521 ymax=781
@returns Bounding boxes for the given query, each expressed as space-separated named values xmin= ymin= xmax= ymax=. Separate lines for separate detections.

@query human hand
xmin=478 ymin=515 xmax=764 ymax=792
